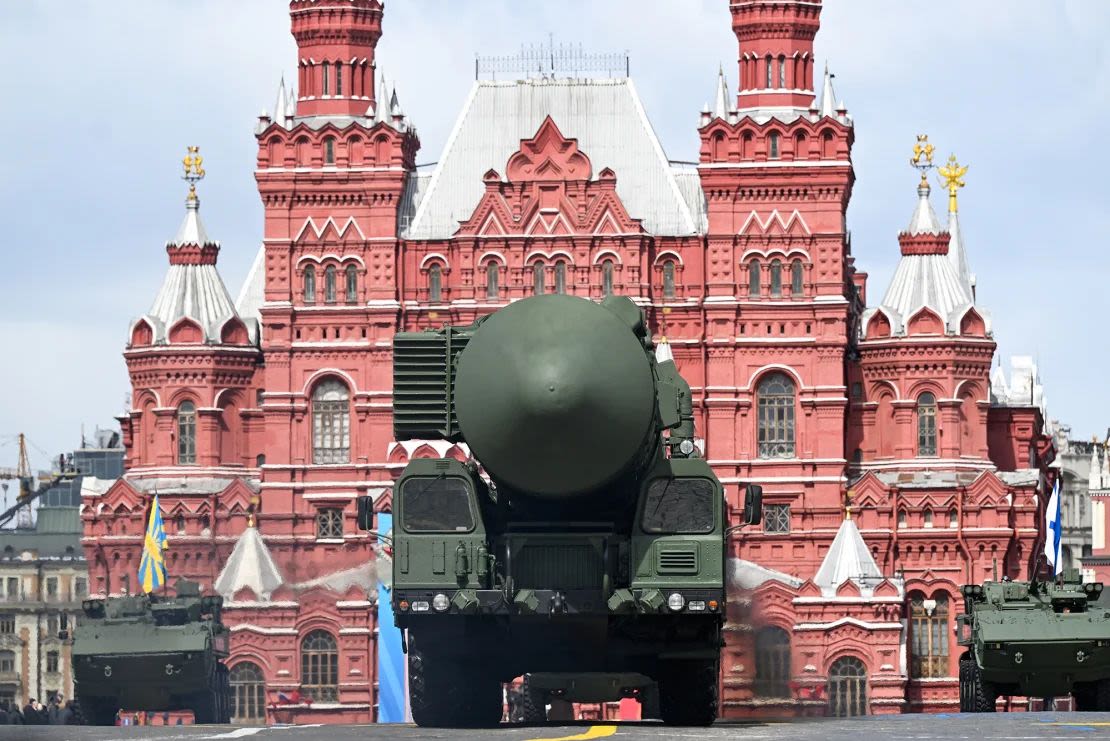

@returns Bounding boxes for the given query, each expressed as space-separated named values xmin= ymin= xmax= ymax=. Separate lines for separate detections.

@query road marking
xmin=207 ymin=729 xmax=269 ymax=739
xmin=527 ymin=726 xmax=618 ymax=741
xmin=1044 ymin=722 xmax=1110 ymax=727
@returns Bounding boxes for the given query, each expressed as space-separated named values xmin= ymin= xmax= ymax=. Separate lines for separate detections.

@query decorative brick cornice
xmin=167 ymin=243 xmax=219 ymax=265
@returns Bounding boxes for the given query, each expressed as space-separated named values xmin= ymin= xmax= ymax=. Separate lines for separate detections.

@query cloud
xmin=0 ymin=0 xmax=1106 ymax=460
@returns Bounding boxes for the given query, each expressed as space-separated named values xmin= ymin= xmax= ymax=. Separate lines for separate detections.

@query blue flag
xmin=138 ymin=494 xmax=168 ymax=593
xmin=1043 ymin=478 xmax=1062 ymax=577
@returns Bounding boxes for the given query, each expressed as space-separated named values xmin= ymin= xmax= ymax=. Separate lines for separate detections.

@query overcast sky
xmin=1 ymin=1 xmax=1108 ymax=471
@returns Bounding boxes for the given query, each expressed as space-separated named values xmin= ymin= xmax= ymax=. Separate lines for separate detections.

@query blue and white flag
xmin=138 ymin=494 xmax=168 ymax=593
xmin=1043 ymin=478 xmax=1063 ymax=577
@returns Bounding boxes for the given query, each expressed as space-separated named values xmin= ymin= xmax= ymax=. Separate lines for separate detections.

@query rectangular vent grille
xmin=393 ymin=330 xmax=469 ymax=440
xmin=656 ymin=547 xmax=698 ymax=575
xmin=515 ymin=545 xmax=602 ymax=590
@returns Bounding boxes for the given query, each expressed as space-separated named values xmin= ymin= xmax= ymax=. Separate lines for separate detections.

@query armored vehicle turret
xmin=360 ymin=295 xmax=762 ymax=727
xmin=957 ymin=570 xmax=1110 ymax=712
xmin=71 ymin=579 xmax=230 ymax=725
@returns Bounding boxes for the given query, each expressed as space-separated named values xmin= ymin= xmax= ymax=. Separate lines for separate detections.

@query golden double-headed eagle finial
xmin=910 ymin=134 xmax=936 ymax=186
xmin=182 ymin=145 xmax=206 ymax=201
xmin=937 ymin=154 xmax=968 ymax=213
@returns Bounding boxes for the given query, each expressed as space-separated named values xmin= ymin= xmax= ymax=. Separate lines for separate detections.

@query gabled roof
xmin=214 ymin=524 xmax=283 ymax=601
xmin=405 ymin=78 xmax=699 ymax=239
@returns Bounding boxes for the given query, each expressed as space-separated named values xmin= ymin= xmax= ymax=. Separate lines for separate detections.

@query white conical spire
xmin=214 ymin=522 xmax=284 ymax=601
xmin=713 ymin=65 xmax=730 ymax=120
xmin=813 ymin=517 xmax=883 ymax=597
xmin=655 ymin=337 xmax=674 ymax=364
xmin=286 ymin=84 xmax=296 ymax=122
xmin=373 ymin=71 xmax=391 ymax=125
xmin=1089 ymin=447 xmax=1102 ymax=490
xmin=273 ymin=76 xmax=289 ymax=126
xmin=170 ymin=198 xmax=212 ymax=247
xmin=389 ymin=88 xmax=403 ymax=118
xmin=818 ymin=63 xmax=837 ymax=118
xmin=1102 ymin=446 xmax=1110 ymax=492
xmin=946 ymin=208 xmax=973 ymax=296
xmin=906 ymin=181 xmax=942 ymax=235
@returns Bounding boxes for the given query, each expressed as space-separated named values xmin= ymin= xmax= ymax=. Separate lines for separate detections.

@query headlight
xmin=667 ymin=592 xmax=686 ymax=612
xmin=432 ymin=593 xmax=450 ymax=612
xmin=679 ymin=439 xmax=695 ymax=456
xmin=688 ymin=600 xmax=706 ymax=612
xmin=411 ymin=600 xmax=430 ymax=613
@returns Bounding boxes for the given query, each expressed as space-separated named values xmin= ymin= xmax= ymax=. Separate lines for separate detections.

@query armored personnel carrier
xmin=359 ymin=295 xmax=762 ymax=727
xmin=72 ymin=579 xmax=230 ymax=725
xmin=957 ymin=569 xmax=1110 ymax=712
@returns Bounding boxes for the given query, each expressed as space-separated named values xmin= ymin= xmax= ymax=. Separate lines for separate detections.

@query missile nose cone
xmin=455 ymin=295 xmax=656 ymax=498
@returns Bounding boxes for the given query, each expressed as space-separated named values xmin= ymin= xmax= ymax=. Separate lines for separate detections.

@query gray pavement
xmin=3 ymin=714 xmax=1110 ymax=741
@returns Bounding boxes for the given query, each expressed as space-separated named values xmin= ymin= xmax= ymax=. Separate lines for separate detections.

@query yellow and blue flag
xmin=138 ymin=494 xmax=168 ymax=593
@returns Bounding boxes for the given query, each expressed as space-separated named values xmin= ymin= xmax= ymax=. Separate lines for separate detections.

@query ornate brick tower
xmin=122 ymin=149 xmax=262 ymax=476
xmin=697 ymin=0 xmax=857 ymax=561
xmin=290 ymin=0 xmax=383 ymax=118
xmin=252 ymin=0 xmax=420 ymax=528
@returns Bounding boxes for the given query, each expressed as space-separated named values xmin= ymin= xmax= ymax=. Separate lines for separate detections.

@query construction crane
xmin=0 ymin=433 xmax=77 ymax=529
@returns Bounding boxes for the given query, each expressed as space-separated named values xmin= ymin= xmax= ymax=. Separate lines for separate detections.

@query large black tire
xmin=191 ymin=690 xmax=217 ymax=725
xmin=1073 ymin=682 xmax=1096 ymax=711
xmin=218 ymin=663 xmax=231 ymax=723
xmin=409 ymin=636 xmax=503 ymax=728
xmin=521 ymin=675 xmax=547 ymax=723
xmin=658 ymin=659 xmax=719 ymax=726
xmin=959 ymin=658 xmax=996 ymax=713
xmin=1095 ymin=678 xmax=1110 ymax=712
xmin=77 ymin=696 xmax=118 ymax=726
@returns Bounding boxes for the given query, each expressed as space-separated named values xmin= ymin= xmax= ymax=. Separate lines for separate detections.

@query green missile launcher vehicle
xmin=359 ymin=294 xmax=762 ymax=727
xmin=71 ymin=579 xmax=231 ymax=725
xmin=957 ymin=569 xmax=1110 ymax=712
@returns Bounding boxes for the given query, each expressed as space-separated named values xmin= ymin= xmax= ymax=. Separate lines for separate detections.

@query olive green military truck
xmin=358 ymin=294 xmax=760 ymax=727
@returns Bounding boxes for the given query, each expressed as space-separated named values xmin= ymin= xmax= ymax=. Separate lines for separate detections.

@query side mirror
xmin=356 ymin=495 xmax=374 ymax=531
xmin=743 ymin=484 xmax=763 ymax=526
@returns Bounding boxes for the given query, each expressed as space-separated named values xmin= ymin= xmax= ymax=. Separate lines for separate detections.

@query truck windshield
xmin=400 ymin=476 xmax=475 ymax=533
xmin=641 ymin=478 xmax=715 ymax=534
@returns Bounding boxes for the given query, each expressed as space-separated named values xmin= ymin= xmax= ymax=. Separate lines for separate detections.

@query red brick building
xmin=81 ymin=0 xmax=1055 ymax=723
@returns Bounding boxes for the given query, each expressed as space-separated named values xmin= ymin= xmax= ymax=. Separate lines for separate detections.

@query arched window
xmin=230 ymin=661 xmax=267 ymax=723
xmin=791 ymin=260 xmax=804 ymax=296
xmin=296 ymin=137 xmax=311 ymax=167
xmin=323 ymin=136 xmax=336 ymax=166
xmin=754 ymin=627 xmax=791 ymax=698
xmin=712 ymin=132 xmax=726 ymax=161
xmin=909 ymin=593 xmax=949 ymax=678
xmin=533 ymin=262 xmax=545 ymax=295
xmin=765 ymin=55 xmax=773 ymax=88
xmin=757 ymin=373 xmax=795 ymax=459
xmin=748 ymin=261 xmax=761 ymax=298
xmin=554 ymin=262 xmax=567 ymax=294
xmin=662 ymin=260 xmax=676 ymax=299
xmin=345 ymin=265 xmax=357 ymax=303
xmin=312 ymin=380 xmax=350 ymax=464
xmin=769 ymin=132 xmax=780 ymax=160
xmin=897 ymin=509 xmax=907 ymax=529
xmin=300 ymin=630 xmax=338 ymax=702
xmin=923 ymin=508 xmax=934 ymax=528
xmin=428 ymin=264 xmax=442 ymax=302
xmin=601 ymin=260 xmax=614 ymax=297
xmin=485 ymin=263 xmax=500 ymax=300
xmin=177 ymin=401 xmax=196 ymax=465
xmin=770 ymin=259 xmax=783 ymax=296
xmin=778 ymin=54 xmax=787 ymax=88
xmin=321 ymin=61 xmax=331 ymax=96
xmin=827 ymin=656 xmax=868 ymax=717
xmin=324 ymin=265 xmax=337 ymax=304
xmin=917 ymin=392 xmax=938 ymax=456
xmin=335 ymin=62 xmax=343 ymax=96
xmin=948 ymin=508 xmax=958 ymax=528
xmin=303 ymin=266 xmax=316 ymax=303
xmin=175 ymin=515 xmax=186 ymax=535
